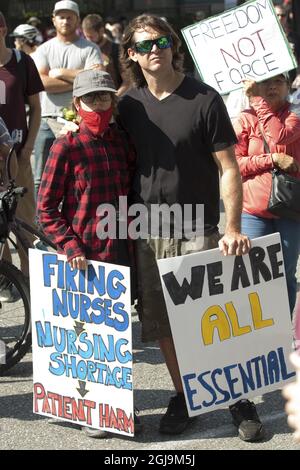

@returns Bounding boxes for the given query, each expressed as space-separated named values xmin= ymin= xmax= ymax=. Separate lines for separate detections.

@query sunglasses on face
xmin=80 ymin=92 xmax=112 ymax=104
xmin=134 ymin=35 xmax=173 ymax=54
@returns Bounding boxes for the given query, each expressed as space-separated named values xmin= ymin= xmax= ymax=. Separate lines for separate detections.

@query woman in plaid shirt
xmin=37 ymin=69 xmax=141 ymax=439
xmin=37 ymin=70 xmax=136 ymax=271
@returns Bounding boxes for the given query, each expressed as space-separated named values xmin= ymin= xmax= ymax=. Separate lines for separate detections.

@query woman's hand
xmin=59 ymin=120 xmax=79 ymax=136
xmin=272 ymin=153 xmax=300 ymax=173
xmin=242 ymin=79 xmax=261 ymax=98
xmin=69 ymin=255 xmax=88 ymax=270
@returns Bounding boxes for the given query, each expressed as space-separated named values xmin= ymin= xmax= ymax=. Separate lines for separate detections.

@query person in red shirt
xmin=37 ymin=69 xmax=136 ymax=268
xmin=234 ymin=74 xmax=300 ymax=316
xmin=37 ymin=69 xmax=140 ymax=438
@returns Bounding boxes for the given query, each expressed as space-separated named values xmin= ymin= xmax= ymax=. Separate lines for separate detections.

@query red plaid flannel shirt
xmin=37 ymin=123 xmax=136 ymax=263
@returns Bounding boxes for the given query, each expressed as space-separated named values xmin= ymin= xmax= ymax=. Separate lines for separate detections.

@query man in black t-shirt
xmin=119 ymin=15 xmax=264 ymax=443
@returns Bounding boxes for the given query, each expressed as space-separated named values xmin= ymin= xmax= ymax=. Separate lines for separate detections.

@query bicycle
xmin=0 ymin=147 xmax=56 ymax=374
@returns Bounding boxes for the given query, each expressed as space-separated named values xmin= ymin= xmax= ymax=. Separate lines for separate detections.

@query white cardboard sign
xmin=182 ymin=0 xmax=297 ymax=94
xmin=157 ymin=234 xmax=295 ymax=416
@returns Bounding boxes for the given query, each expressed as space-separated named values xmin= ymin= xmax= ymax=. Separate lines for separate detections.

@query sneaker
xmin=33 ymin=240 xmax=49 ymax=251
xmin=229 ymin=399 xmax=265 ymax=442
xmin=0 ymin=280 xmax=21 ymax=303
xmin=159 ymin=393 xmax=196 ymax=435
xmin=47 ymin=418 xmax=61 ymax=425
xmin=82 ymin=426 xmax=109 ymax=439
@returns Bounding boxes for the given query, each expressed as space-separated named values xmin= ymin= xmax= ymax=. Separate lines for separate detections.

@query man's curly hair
xmin=120 ymin=14 xmax=184 ymax=88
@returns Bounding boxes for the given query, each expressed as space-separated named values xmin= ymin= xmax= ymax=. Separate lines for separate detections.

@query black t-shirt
xmin=118 ymin=76 xmax=237 ymax=233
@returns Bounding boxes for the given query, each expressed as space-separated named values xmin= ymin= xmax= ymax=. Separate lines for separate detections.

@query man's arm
xmin=19 ymin=93 xmax=41 ymax=161
xmin=48 ymin=68 xmax=84 ymax=83
xmin=40 ymin=64 xmax=105 ymax=92
xmin=49 ymin=64 xmax=105 ymax=83
xmin=213 ymin=145 xmax=251 ymax=256
xmin=39 ymin=66 xmax=73 ymax=94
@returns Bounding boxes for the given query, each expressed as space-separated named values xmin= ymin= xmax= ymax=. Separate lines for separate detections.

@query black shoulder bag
xmin=260 ymin=125 xmax=300 ymax=222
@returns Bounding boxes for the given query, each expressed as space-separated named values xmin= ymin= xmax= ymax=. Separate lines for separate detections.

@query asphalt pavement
xmin=0 ymin=311 xmax=300 ymax=451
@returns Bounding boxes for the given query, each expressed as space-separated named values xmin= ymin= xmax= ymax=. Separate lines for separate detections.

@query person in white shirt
xmin=32 ymin=0 xmax=103 ymax=197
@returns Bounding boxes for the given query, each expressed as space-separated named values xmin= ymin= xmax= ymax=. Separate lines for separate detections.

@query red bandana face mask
xmin=79 ymin=107 xmax=113 ymax=135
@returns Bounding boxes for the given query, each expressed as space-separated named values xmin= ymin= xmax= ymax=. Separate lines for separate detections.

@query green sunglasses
xmin=134 ymin=35 xmax=173 ymax=53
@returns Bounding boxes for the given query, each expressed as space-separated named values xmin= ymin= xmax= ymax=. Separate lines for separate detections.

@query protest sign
xmin=29 ymin=250 xmax=134 ymax=436
xmin=157 ymin=234 xmax=295 ymax=417
xmin=182 ymin=0 xmax=297 ymax=94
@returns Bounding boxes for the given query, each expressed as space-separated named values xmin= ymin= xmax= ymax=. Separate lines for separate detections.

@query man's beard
xmin=58 ymin=25 xmax=77 ymax=36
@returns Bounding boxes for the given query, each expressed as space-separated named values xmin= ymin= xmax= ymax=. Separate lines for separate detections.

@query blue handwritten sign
xmin=29 ymin=251 xmax=134 ymax=436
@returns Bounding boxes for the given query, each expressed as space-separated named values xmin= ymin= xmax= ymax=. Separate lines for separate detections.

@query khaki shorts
xmin=135 ymin=233 xmax=220 ymax=342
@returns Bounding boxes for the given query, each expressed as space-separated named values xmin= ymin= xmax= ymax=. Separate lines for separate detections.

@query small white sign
xmin=29 ymin=250 xmax=134 ymax=436
xmin=157 ymin=234 xmax=295 ymax=416
xmin=182 ymin=0 xmax=297 ymax=94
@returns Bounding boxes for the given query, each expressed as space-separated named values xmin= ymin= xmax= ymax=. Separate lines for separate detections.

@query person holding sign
xmin=117 ymin=14 xmax=266 ymax=442
xmin=37 ymin=69 xmax=140 ymax=438
xmin=234 ymin=74 xmax=300 ymax=316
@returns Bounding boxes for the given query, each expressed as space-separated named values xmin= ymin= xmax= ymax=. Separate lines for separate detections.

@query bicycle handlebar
xmin=0 ymin=145 xmax=29 ymax=222
xmin=0 ymin=184 xmax=27 ymax=197
xmin=13 ymin=187 xmax=27 ymax=196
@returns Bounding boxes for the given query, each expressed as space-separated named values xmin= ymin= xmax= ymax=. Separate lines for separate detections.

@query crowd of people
xmin=0 ymin=0 xmax=299 ymax=444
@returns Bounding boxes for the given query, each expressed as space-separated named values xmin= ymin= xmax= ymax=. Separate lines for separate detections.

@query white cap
xmin=53 ymin=0 xmax=80 ymax=16
xmin=10 ymin=24 xmax=39 ymax=41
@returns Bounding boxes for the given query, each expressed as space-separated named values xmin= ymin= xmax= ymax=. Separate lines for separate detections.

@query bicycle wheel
xmin=0 ymin=260 xmax=31 ymax=374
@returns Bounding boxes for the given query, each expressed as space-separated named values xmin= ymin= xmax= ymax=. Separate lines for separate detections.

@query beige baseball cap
xmin=73 ymin=70 xmax=116 ymax=97
xmin=53 ymin=0 xmax=80 ymax=16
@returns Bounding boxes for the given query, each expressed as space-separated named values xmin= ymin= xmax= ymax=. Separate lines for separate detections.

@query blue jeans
xmin=242 ymin=213 xmax=300 ymax=315
xmin=32 ymin=120 xmax=55 ymax=200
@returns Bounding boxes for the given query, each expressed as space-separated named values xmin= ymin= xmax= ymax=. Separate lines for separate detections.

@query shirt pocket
xmin=73 ymin=167 xmax=90 ymax=198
